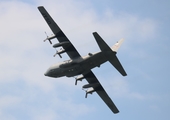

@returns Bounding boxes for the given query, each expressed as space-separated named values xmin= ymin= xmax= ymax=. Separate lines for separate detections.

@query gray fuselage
xmin=44 ymin=51 xmax=109 ymax=78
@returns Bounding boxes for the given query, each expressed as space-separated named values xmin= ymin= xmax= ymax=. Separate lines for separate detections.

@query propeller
xmin=44 ymin=32 xmax=52 ymax=44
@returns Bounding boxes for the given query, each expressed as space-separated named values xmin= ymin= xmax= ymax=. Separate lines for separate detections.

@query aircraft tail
xmin=93 ymin=32 xmax=127 ymax=76
xmin=111 ymin=38 xmax=124 ymax=52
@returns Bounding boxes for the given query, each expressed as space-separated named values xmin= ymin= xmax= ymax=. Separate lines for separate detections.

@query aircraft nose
xmin=44 ymin=71 xmax=49 ymax=76
xmin=44 ymin=72 xmax=47 ymax=76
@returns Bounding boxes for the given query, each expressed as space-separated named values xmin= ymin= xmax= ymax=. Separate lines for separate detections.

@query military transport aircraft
xmin=38 ymin=6 xmax=127 ymax=114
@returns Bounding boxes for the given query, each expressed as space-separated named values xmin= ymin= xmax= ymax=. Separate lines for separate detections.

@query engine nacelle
xmin=47 ymin=34 xmax=56 ymax=40
xmin=75 ymin=75 xmax=84 ymax=85
xmin=76 ymin=75 xmax=84 ymax=81
xmin=85 ymin=87 xmax=95 ymax=98
xmin=83 ymin=83 xmax=100 ymax=98
xmin=54 ymin=48 xmax=65 ymax=58
xmin=44 ymin=34 xmax=56 ymax=44
xmin=53 ymin=41 xmax=70 ymax=48
xmin=83 ymin=83 xmax=100 ymax=89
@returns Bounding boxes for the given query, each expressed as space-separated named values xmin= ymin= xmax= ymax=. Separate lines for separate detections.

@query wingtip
xmin=123 ymin=74 xmax=127 ymax=76
xmin=92 ymin=32 xmax=97 ymax=35
xmin=114 ymin=111 xmax=119 ymax=114
xmin=37 ymin=6 xmax=44 ymax=9
xmin=122 ymin=71 xmax=127 ymax=76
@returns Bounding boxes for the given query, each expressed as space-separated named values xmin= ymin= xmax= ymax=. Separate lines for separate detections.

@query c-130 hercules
xmin=38 ymin=6 xmax=127 ymax=114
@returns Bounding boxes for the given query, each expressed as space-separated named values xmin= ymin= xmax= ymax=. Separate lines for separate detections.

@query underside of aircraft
xmin=38 ymin=6 xmax=127 ymax=114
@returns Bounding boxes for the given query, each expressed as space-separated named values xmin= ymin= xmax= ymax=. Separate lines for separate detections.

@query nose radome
xmin=44 ymin=71 xmax=49 ymax=76
xmin=44 ymin=72 xmax=47 ymax=76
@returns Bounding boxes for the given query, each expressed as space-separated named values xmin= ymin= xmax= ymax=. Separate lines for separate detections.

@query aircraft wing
xmin=83 ymin=71 xmax=119 ymax=114
xmin=38 ymin=6 xmax=81 ymax=59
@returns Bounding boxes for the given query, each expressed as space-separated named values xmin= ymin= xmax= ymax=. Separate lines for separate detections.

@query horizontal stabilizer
xmin=108 ymin=54 xmax=127 ymax=76
xmin=93 ymin=32 xmax=127 ymax=76
xmin=93 ymin=32 xmax=112 ymax=52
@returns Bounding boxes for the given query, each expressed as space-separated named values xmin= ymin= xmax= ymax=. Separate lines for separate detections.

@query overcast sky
xmin=0 ymin=0 xmax=170 ymax=120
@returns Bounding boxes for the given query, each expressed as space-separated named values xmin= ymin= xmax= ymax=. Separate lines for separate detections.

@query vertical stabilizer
xmin=111 ymin=38 xmax=124 ymax=52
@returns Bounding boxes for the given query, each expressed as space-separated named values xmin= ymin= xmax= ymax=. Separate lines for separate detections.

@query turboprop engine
xmin=75 ymin=75 xmax=84 ymax=85
xmin=53 ymin=48 xmax=65 ymax=58
xmin=82 ymin=83 xmax=100 ymax=98
xmin=44 ymin=33 xmax=56 ymax=44
xmin=53 ymin=41 xmax=71 ymax=58
xmin=53 ymin=41 xmax=70 ymax=48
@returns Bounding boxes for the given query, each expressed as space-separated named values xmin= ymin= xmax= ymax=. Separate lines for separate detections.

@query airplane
xmin=38 ymin=6 xmax=127 ymax=114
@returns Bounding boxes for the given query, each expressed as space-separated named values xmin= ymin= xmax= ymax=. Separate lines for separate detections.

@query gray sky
xmin=0 ymin=0 xmax=170 ymax=120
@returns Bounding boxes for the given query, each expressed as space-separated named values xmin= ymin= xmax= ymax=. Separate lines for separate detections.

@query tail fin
xmin=92 ymin=32 xmax=127 ymax=76
xmin=93 ymin=32 xmax=112 ymax=52
xmin=111 ymin=38 xmax=124 ymax=52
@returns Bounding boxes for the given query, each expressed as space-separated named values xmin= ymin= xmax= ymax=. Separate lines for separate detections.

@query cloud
xmin=0 ymin=95 xmax=21 ymax=120
xmin=0 ymin=95 xmax=21 ymax=108
xmin=95 ymin=65 xmax=157 ymax=101
xmin=0 ymin=0 xmax=158 ymax=119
